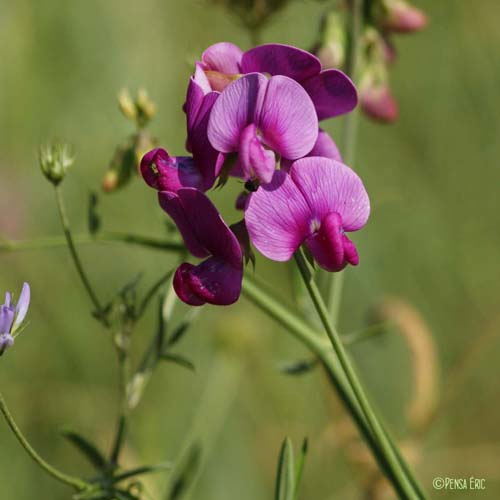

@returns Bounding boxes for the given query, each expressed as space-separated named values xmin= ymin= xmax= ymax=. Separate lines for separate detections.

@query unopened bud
xmin=136 ymin=88 xmax=156 ymax=126
xmin=118 ymin=89 xmax=138 ymax=121
xmin=360 ymin=80 xmax=399 ymax=123
xmin=378 ymin=0 xmax=428 ymax=34
xmin=314 ymin=11 xmax=346 ymax=69
xmin=39 ymin=143 xmax=75 ymax=186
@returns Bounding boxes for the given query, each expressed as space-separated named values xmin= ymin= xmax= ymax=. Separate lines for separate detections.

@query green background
xmin=1 ymin=0 xmax=499 ymax=498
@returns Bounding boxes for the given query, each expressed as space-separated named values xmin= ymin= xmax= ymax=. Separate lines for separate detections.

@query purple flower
xmin=198 ymin=42 xmax=357 ymax=121
xmin=158 ymin=188 xmax=242 ymax=306
xmin=207 ymin=73 xmax=318 ymax=184
xmin=141 ymin=148 xmax=206 ymax=192
xmin=0 ymin=282 xmax=30 ymax=355
xmin=245 ymin=158 xmax=370 ymax=272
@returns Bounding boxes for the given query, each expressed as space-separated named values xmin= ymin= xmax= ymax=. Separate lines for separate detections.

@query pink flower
xmin=245 ymin=157 xmax=370 ymax=272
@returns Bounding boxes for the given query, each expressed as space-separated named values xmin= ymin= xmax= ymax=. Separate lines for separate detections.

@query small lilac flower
xmin=158 ymin=188 xmax=242 ymax=306
xmin=208 ymin=73 xmax=318 ymax=184
xmin=197 ymin=42 xmax=358 ymax=121
xmin=0 ymin=282 xmax=30 ymax=355
xmin=245 ymin=158 xmax=370 ymax=272
xmin=141 ymin=148 xmax=206 ymax=193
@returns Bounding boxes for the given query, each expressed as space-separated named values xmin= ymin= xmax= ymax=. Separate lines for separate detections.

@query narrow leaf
xmin=61 ymin=429 xmax=108 ymax=471
xmin=274 ymin=438 xmax=295 ymax=500
xmin=160 ymin=353 xmax=195 ymax=372
xmin=88 ymin=191 xmax=101 ymax=235
xmin=168 ymin=444 xmax=201 ymax=500
xmin=112 ymin=463 xmax=172 ymax=484
xmin=280 ymin=359 xmax=318 ymax=376
xmin=293 ymin=438 xmax=308 ymax=500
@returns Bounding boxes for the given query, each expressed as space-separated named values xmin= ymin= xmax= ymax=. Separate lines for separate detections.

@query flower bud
xmin=376 ymin=0 xmax=428 ymax=34
xmin=39 ymin=143 xmax=75 ymax=186
xmin=135 ymin=88 xmax=156 ymax=127
xmin=360 ymin=78 xmax=399 ymax=123
xmin=314 ymin=11 xmax=346 ymax=69
xmin=117 ymin=88 xmax=138 ymax=121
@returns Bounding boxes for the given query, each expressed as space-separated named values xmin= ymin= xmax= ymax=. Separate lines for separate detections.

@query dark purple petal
xmin=290 ymin=157 xmax=370 ymax=231
xmin=305 ymin=212 xmax=346 ymax=272
xmin=241 ymin=44 xmax=321 ymax=81
xmin=174 ymin=258 xmax=242 ymax=306
xmin=245 ymin=170 xmax=311 ymax=261
xmin=141 ymin=148 xmax=204 ymax=192
xmin=202 ymin=42 xmax=243 ymax=74
xmin=239 ymin=124 xmax=276 ymax=184
xmin=208 ymin=73 xmax=267 ymax=153
xmin=235 ymin=191 xmax=249 ymax=210
xmin=12 ymin=282 xmax=30 ymax=333
xmin=185 ymin=64 xmax=211 ymax=132
xmin=0 ymin=306 xmax=14 ymax=335
xmin=302 ymin=69 xmax=358 ymax=120
xmin=158 ymin=191 xmax=209 ymax=259
xmin=258 ymin=75 xmax=318 ymax=159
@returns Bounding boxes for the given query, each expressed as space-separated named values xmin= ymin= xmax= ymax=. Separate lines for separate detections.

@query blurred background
xmin=1 ymin=0 xmax=499 ymax=498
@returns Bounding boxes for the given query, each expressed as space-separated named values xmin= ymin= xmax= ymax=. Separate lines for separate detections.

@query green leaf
xmin=61 ymin=428 xmax=108 ymax=471
xmin=293 ymin=438 xmax=308 ymax=500
xmin=88 ymin=191 xmax=101 ymax=235
xmin=160 ymin=353 xmax=195 ymax=372
xmin=168 ymin=444 xmax=201 ymax=500
xmin=111 ymin=463 xmax=172 ymax=484
xmin=274 ymin=438 xmax=295 ymax=500
xmin=280 ymin=359 xmax=318 ymax=376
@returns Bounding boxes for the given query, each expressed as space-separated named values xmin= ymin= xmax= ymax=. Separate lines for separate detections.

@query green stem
xmin=0 ymin=232 xmax=184 ymax=253
xmin=327 ymin=0 xmax=363 ymax=316
xmin=0 ymin=392 xmax=89 ymax=491
xmin=241 ymin=276 xmax=408 ymax=498
xmin=54 ymin=187 xmax=108 ymax=325
xmin=294 ymin=250 xmax=422 ymax=499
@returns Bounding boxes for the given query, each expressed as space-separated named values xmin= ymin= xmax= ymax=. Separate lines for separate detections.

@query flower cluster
xmin=0 ymin=283 xmax=30 ymax=355
xmin=141 ymin=43 xmax=370 ymax=306
xmin=315 ymin=0 xmax=427 ymax=123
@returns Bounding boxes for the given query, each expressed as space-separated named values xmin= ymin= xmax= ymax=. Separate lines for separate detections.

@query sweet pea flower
xmin=0 ymin=282 xmax=30 ymax=355
xmin=141 ymin=148 xmax=206 ymax=193
xmin=245 ymin=157 xmax=370 ymax=272
xmin=158 ymin=188 xmax=242 ymax=306
xmin=198 ymin=42 xmax=357 ymax=121
xmin=208 ymin=73 xmax=318 ymax=184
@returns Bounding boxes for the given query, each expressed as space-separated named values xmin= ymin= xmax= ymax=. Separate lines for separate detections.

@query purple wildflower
xmin=207 ymin=73 xmax=318 ymax=184
xmin=245 ymin=157 xmax=370 ymax=272
xmin=158 ymin=188 xmax=242 ymax=306
xmin=0 ymin=282 xmax=30 ymax=355
xmin=197 ymin=42 xmax=357 ymax=121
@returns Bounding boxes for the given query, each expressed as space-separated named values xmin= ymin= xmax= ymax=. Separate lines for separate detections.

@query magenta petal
xmin=202 ymin=42 xmax=243 ymax=74
xmin=310 ymin=129 xmax=342 ymax=161
xmin=241 ymin=44 xmax=321 ymax=81
xmin=141 ymin=148 xmax=204 ymax=192
xmin=174 ymin=258 xmax=242 ymax=306
xmin=290 ymin=157 xmax=370 ymax=231
xmin=305 ymin=212 xmax=346 ymax=272
xmin=342 ymin=234 xmax=359 ymax=266
xmin=208 ymin=73 xmax=267 ymax=153
xmin=158 ymin=191 xmax=209 ymax=259
xmin=239 ymin=124 xmax=276 ymax=183
xmin=258 ymin=75 xmax=318 ymax=159
xmin=245 ymin=170 xmax=311 ymax=261
xmin=302 ymin=69 xmax=358 ymax=120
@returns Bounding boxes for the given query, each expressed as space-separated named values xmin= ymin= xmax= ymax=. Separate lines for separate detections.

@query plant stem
xmin=241 ymin=276 xmax=409 ymax=498
xmin=294 ymin=250 xmax=422 ymax=499
xmin=54 ymin=187 xmax=108 ymax=325
xmin=0 ymin=232 xmax=184 ymax=253
xmin=327 ymin=0 xmax=363 ymax=317
xmin=0 ymin=392 xmax=89 ymax=491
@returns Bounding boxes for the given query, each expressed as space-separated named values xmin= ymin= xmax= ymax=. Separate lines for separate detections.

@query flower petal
xmin=245 ymin=170 xmax=311 ymax=261
xmin=239 ymin=124 xmax=276 ymax=184
xmin=174 ymin=258 xmax=242 ymax=306
xmin=158 ymin=191 xmax=209 ymax=259
xmin=185 ymin=64 xmax=211 ymax=133
xmin=302 ymin=69 xmax=358 ymax=120
xmin=310 ymin=129 xmax=342 ymax=161
xmin=208 ymin=73 xmax=267 ymax=153
xmin=202 ymin=42 xmax=243 ymax=74
xmin=12 ymin=282 xmax=30 ymax=332
xmin=290 ymin=157 xmax=370 ymax=231
xmin=141 ymin=148 xmax=204 ymax=192
xmin=0 ymin=306 xmax=14 ymax=335
xmin=258 ymin=75 xmax=318 ymax=159
xmin=241 ymin=44 xmax=321 ymax=81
